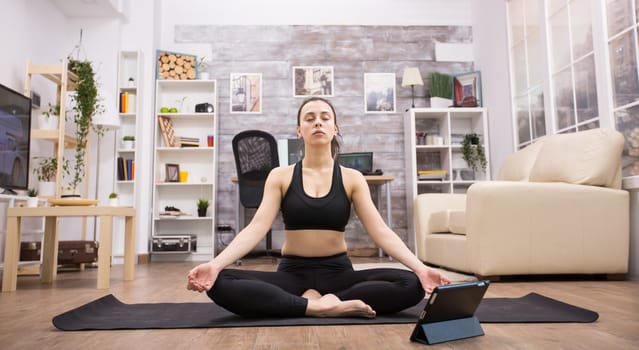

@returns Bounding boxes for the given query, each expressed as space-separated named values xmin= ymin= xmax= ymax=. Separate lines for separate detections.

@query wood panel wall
xmin=173 ymin=25 xmax=474 ymax=251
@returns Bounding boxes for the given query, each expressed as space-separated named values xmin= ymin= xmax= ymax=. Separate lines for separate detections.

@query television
xmin=0 ymin=83 xmax=31 ymax=195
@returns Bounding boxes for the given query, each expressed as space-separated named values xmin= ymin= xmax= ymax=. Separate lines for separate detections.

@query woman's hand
xmin=416 ymin=267 xmax=451 ymax=294
xmin=186 ymin=261 xmax=220 ymax=292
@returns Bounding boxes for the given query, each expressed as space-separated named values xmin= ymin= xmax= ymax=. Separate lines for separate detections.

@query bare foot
xmin=305 ymin=293 xmax=376 ymax=318
xmin=302 ymin=289 xmax=322 ymax=300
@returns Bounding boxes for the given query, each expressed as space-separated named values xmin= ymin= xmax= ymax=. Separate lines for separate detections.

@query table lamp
xmin=402 ymin=67 xmax=424 ymax=109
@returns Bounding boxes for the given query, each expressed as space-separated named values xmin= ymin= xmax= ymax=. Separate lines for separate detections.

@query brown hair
xmin=296 ymin=97 xmax=341 ymax=157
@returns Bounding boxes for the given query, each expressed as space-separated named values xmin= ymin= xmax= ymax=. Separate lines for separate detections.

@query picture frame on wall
xmin=293 ymin=66 xmax=334 ymax=97
xmin=165 ymin=163 xmax=180 ymax=182
xmin=364 ymin=73 xmax=396 ymax=113
xmin=453 ymin=71 xmax=482 ymax=107
xmin=230 ymin=73 xmax=262 ymax=113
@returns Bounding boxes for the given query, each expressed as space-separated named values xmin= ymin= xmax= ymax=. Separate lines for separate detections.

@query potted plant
xmin=67 ymin=58 xmax=104 ymax=196
xmin=38 ymin=103 xmax=60 ymax=130
xmin=429 ymin=72 xmax=453 ymax=108
xmin=32 ymin=156 xmax=66 ymax=197
xmin=461 ymin=133 xmax=487 ymax=173
xmin=108 ymin=192 xmax=119 ymax=206
xmin=26 ymin=188 xmax=39 ymax=208
xmin=197 ymin=198 xmax=210 ymax=217
xmin=122 ymin=135 xmax=135 ymax=149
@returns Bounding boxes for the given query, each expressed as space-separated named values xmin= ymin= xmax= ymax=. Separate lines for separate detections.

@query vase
xmin=37 ymin=181 xmax=56 ymax=197
xmin=27 ymin=197 xmax=39 ymax=208
xmin=197 ymin=208 xmax=207 ymax=217
xmin=199 ymin=72 xmax=210 ymax=80
xmin=38 ymin=114 xmax=59 ymax=130
xmin=109 ymin=198 xmax=119 ymax=207
xmin=430 ymin=97 xmax=452 ymax=108
xmin=122 ymin=140 xmax=135 ymax=150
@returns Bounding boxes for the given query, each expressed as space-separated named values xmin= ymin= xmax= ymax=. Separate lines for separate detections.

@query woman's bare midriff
xmin=281 ymin=230 xmax=347 ymax=257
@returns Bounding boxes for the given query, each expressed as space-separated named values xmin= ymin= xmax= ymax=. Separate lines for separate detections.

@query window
xmin=508 ymin=0 xmax=547 ymax=148
xmin=607 ymin=0 xmax=639 ymax=176
xmin=548 ymin=0 xmax=599 ymax=134
xmin=507 ymin=0 xmax=639 ymax=176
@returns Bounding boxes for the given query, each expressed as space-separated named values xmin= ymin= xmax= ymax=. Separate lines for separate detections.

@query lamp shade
xmin=91 ymin=90 xmax=120 ymax=128
xmin=401 ymin=67 xmax=424 ymax=87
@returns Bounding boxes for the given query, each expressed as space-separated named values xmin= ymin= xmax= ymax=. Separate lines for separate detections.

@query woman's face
xmin=297 ymin=100 xmax=338 ymax=145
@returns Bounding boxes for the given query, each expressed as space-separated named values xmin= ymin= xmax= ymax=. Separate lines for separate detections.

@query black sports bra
xmin=281 ymin=161 xmax=351 ymax=232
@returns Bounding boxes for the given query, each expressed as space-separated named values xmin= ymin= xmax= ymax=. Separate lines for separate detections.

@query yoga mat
xmin=52 ymin=292 xmax=598 ymax=331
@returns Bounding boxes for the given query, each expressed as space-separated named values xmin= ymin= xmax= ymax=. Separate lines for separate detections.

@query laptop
xmin=410 ymin=280 xmax=490 ymax=345
xmin=337 ymin=152 xmax=375 ymax=175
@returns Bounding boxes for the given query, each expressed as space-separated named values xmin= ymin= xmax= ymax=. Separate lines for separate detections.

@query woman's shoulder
xmin=339 ymin=165 xmax=367 ymax=186
xmin=268 ymin=164 xmax=295 ymax=182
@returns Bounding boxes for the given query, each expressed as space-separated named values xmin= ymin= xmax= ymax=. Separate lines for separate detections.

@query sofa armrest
xmin=466 ymin=181 xmax=630 ymax=276
xmin=414 ymin=193 xmax=466 ymax=261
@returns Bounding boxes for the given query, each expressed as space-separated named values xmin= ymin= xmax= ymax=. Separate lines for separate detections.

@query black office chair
xmin=232 ymin=130 xmax=280 ymax=256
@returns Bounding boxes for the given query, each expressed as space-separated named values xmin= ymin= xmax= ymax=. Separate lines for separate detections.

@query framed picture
xmin=156 ymin=50 xmax=196 ymax=80
xmin=165 ymin=163 xmax=180 ymax=182
xmin=230 ymin=73 xmax=262 ymax=113
xmin=293 ymin=66 xmax=333 ymax=97
xmin=453 ymin=71 xmax=482 ymax=107
xmin=364 ymin=73 xmax=396 ymax=113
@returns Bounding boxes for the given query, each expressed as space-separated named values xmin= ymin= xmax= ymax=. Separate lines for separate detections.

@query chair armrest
xmin=414 ymin=193 xmax=466 ymax=260
xmin=465 ymin=181 xmax=629 ymax=275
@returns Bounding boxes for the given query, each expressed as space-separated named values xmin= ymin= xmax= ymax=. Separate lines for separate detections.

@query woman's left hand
xmin=416 ymin=267 xmax=451 ymax=294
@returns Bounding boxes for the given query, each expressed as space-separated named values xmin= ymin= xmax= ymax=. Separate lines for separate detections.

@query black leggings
xmin=207 ymin=253 xmax=425 ymax=317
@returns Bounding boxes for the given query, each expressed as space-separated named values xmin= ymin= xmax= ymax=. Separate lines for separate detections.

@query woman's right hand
xmin=186 ymin=261 xmax=219 ymax=292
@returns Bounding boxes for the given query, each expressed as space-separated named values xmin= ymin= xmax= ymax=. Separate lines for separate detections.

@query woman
xmin=187 ymin=97 xmax=450 ymax=318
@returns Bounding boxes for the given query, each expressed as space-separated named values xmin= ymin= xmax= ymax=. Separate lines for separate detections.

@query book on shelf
xmin=180 ymin=142 xmax=199 ymax=148
xmin=117 ymin=157 xmax=124 ymax=180
xmin=417 ymin=170 xmax=448 ymax=175
xmin=417 ymin=169 xmax=447 ymax=180
xmin=119 ymin=92 xmax=128 ymax=113
xmin=158 ymin=116 xmax=176 ymax=147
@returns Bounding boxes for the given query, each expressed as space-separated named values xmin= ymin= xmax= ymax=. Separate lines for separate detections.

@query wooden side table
xmin=2 ymin=206 xmax=136 ymax=292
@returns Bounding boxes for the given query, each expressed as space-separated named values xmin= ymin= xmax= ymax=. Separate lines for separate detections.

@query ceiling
xmin=50 ymin=0 xmax=125 ymax=18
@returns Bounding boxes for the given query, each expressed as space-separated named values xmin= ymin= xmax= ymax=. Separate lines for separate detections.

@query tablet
xmin=410 ymin=280 xmax=490 ymax=345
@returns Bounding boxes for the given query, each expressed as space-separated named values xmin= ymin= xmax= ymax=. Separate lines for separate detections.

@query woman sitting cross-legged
xmin=187 ymin=97 xmax=450 ymax=318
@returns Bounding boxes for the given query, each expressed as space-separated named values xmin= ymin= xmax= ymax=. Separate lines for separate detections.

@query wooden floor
xmin=1 ymin=257 xmax=638 ymax=350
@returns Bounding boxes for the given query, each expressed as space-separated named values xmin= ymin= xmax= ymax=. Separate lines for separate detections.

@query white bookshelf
xmin=151 ymin=79 xmax=218 ymax=261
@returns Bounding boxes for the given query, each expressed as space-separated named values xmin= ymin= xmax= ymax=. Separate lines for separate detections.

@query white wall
xmin=1 ymin=0 xmax=122 ymax=253
xmin=471 ymin=0 xmax=515 ymax=173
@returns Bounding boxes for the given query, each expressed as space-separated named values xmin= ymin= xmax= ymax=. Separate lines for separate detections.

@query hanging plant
xmin=68 ymin=59 xmax=104 ymax=193
xmin=461 ymin=133 xmax=487 ymax=172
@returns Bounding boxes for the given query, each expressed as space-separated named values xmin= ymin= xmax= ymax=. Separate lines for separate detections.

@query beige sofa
xmin=414 ymin=128 xmax=630 ymax=278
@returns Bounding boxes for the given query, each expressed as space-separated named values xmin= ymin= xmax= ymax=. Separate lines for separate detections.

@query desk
xmin=231 ymin=175 xmax=395 ymax=257
xmin=2 ymin=206 xmax=136 ymax=292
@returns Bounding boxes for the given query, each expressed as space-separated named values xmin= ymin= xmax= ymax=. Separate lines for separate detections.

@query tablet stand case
xmin=410 ymin=315 xmax=484 ymax=345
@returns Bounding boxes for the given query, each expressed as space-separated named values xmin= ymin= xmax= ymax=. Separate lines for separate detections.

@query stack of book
xmin=119 ymin=91 xmax=136 ymax=113
xmin=117 ymin=157 xmax=135 ymax=181
xmin=417 ymin=170 xmax=447 ymax=180
xmin=178 ymin=136 xmax=200 ymax=147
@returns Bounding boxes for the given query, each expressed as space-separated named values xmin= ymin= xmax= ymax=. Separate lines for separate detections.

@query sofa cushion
xmin=448 ymin=210 xmax=466 ymax=234
xmin=497 ymin=141 xmax=545 ymax=181
xmin=428 ymin=210 xmax=466 ymax=235
xmin=529 ymin=128 xmax=624 ymax=188
xmin=428 ymin=210 xmax=450 ymax=233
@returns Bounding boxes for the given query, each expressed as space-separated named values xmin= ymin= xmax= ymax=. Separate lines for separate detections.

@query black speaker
xmin=195 ymin=103 xmax=214 ymax=113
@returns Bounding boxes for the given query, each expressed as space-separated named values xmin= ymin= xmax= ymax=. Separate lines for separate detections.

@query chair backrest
xmin=232 ymin=130 xmax=280 ymax=208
